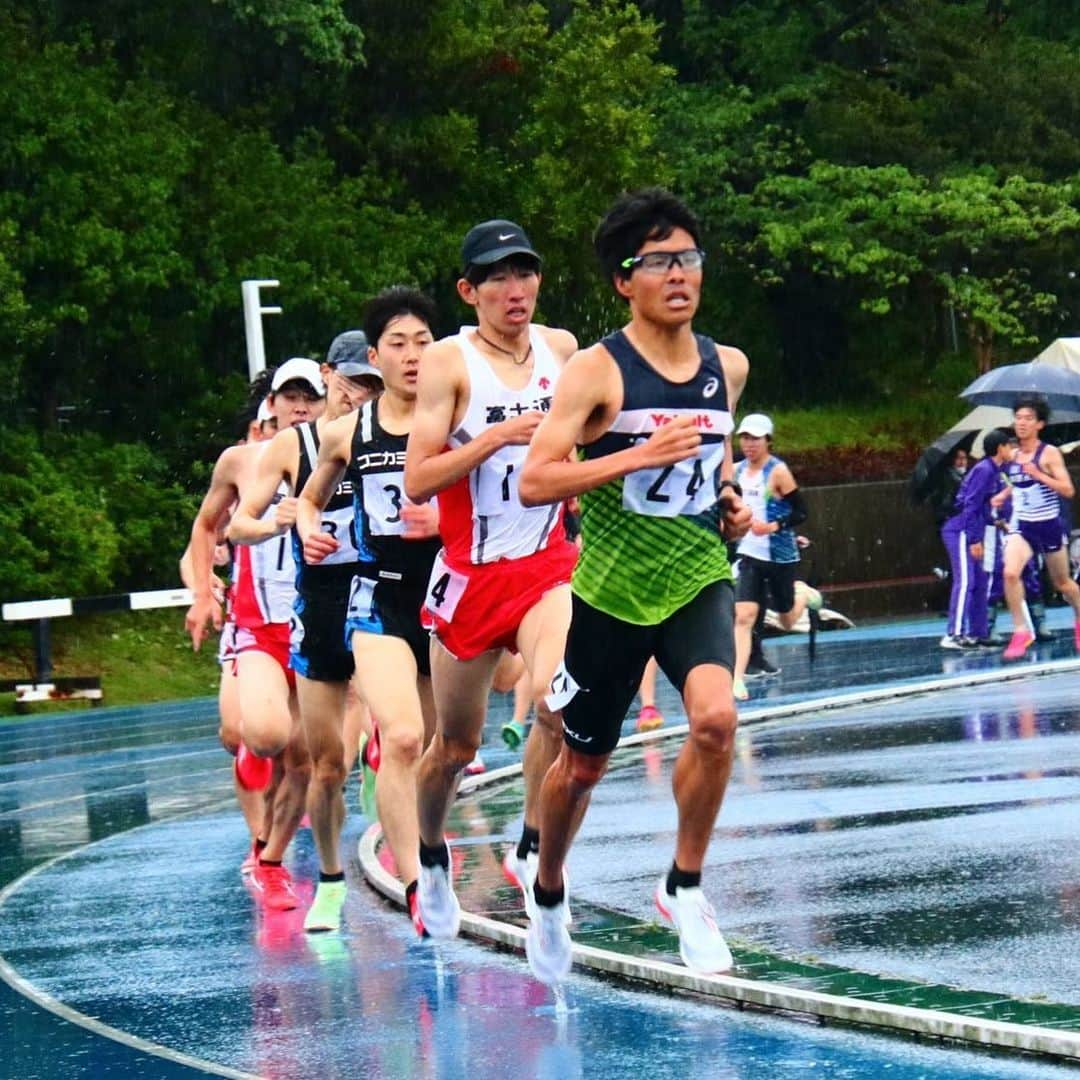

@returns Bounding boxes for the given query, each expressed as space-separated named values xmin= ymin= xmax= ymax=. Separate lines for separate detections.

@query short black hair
xmin=594 ymin=188 xmax=702 ymax=285
xmin=235 ymin=368 xmax=275 ymax=437
xmin=362 ymin=286 xmax=438 ymax=346
xmin=462 ymin=253 xmax=541 ymax=287
xmin=1013 ymin=393 xmax=1049 ymax=424
xmin=983 ymin=428 xmax=1013 ymax=457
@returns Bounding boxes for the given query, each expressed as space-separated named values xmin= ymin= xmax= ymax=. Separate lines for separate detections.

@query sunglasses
xmin=620 ymin=248 xmax=706 ymax=275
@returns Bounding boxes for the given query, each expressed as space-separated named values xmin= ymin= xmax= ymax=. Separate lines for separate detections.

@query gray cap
xmin=326 ymin=330 xmax=381 ymax=381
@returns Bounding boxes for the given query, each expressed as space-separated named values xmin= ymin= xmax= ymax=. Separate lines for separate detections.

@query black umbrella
xmin=910 ymin=429 xmax=976 ymax=505
xmin=910 ymin=402 xmax=1080 ymax=506
xmin=959 ymin=361 xmax=1080 ymax=412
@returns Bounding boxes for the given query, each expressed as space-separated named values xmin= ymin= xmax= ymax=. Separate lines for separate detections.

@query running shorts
xmin=735 ymin=555 xmax=797 ymax=612
xmin=1013 ymin=518 xmax=1065 ymax=556
xmin=290 ymin=588 xmax=355 ymax=683
xmin=345 ymin=572 xmax=432 ymax=677
xmin=550 ymin=580 xmax=735 ymax=756
xmin=421 ymin=541 xmax=578 ymax=662
xmin=234 ymin=622 xmax=296 ymax=688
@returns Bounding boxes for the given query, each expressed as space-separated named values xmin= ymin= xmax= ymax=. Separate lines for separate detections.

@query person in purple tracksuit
xmin=940 ymin=429 xmax=1014 ymax=648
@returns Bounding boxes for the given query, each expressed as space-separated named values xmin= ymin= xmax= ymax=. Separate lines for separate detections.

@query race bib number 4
xmin=423 ymin=552 xmax=468 ymax=623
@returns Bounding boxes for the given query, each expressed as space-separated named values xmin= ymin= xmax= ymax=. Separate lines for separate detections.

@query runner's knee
xmin=435 ymin=732 xmax=481 ymax=772
xmin=380 ymin=723 xmax=424 ymax=768
xmin=311 ymin=754 xmax=347 ymax=792
xmin=563 ymin=749 xmax=607 ymax=790
xmin=687 ymin=699 xmax=737 ymax=755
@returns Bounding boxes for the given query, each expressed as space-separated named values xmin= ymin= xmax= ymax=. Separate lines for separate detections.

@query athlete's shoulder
xmin=419 ymin=334 xmax=467 ymax=386
xmin=556 ymin=342 xmax=620 ymax=408
xmin=713 ymin=341 xmax=749 ymax=373
xmin=537 ymin=325 xmax=578 ymax=362
xmin=317 ymin=409 xmax=359 ymax=459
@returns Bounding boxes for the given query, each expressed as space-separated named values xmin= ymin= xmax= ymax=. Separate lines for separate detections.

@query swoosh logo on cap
xmin=498 ymin=232 xmax=516 ymax=241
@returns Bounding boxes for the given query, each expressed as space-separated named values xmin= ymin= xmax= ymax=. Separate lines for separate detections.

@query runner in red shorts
xmin=404 ymin=219 xmax=578 ymax=938
xmin=186 ymin=359 xmax=326 ymax=912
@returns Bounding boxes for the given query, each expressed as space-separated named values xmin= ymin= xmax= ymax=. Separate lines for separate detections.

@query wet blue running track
xmin=1 ymin=612 xmax=1078 ymax=1078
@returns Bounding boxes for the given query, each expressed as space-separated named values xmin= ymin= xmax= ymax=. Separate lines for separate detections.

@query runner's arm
xmin=184 ymin=449 xmax=241 ymax=648
xmin=520 ymin=346 xmax=700 ymax=506
xmin=404 ymin=341 xmax=510 ymax=503
xmin=227 ymin=431 xmax=296 ymax=545
xmin=718 ymin=345 xmax=748 ymax=483
xmin=296 ymin=415 xmax=352 ymax=562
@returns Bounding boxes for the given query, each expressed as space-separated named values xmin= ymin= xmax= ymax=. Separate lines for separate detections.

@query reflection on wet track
xmin=0 ymin=614 xmax=1077 ymax=1077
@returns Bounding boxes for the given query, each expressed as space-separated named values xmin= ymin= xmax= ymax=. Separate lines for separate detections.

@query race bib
xmin=423 ymin=552 xmax=468 ymax=623
xmin=622 ymin=443 xmax=725 ymax=518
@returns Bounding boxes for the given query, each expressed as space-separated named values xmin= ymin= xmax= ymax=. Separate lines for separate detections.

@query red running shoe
xmin=251 ymin=862 xmax=299 ymax=911
xmin=235 ymin=744 xmax=272 ymax=792
xmin=240 ymin=840 xmax=259 ymax=876
xmin=407 ymin=886 xmax=429 ymax=938
xmin=1002 ymin=630 xmax=1036 ymax=661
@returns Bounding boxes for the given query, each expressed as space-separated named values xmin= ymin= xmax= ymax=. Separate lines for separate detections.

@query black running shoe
xmin=747 ymin=656 xmax=781 ymax=677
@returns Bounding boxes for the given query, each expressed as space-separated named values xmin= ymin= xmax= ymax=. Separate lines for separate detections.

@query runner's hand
xmin=720 ymin=494 xmax=752 ymax=542
xmin=635 ymin=415 xmax=700 ymax=469
xmin=303 ymin=529 xmax=339 ymax=565
xmin=402 ymin=502 xmax=440 ymax=539
xmin=496 ymin=411 xmax=544 ymax=447
xmin=749 ymin=517 xmax=773 ymax=536
xmin=185 ymin=594 xmax=223 ymax=651
xmin=273 ymin=496 xmax=298 ymax=531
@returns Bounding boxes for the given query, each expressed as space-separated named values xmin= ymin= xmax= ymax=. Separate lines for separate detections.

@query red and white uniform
xmin=232 ymin=478 xmax=296 ymax=678
xmin=423 ymin=327 xmax=577 ymax=660
xmin=439 ymin=327 xmax=566 ymax=566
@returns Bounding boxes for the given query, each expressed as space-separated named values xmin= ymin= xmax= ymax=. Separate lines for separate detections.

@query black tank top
xmin=292 ymin=421 xmax=359 ymax=595
xmin=346 ymin=398 xmax=441 ymax=587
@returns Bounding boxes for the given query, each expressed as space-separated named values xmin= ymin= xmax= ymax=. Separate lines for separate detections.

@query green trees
xmin=3 ymin=0 xmax=1079 ymax=596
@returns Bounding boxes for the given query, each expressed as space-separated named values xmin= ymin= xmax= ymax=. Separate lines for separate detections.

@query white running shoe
xmin=796 ymin=581 xmax=824 ymax=612
xmin=654 ymin=876 xmax=733 ymax=974
xmin=503 ymin=847 xmax=539 ymax=897
xmin=525 ymin=890 xmax=572 ymax=985
xmin=504 ymin=849 xmax=572 ymax=925
xmin=417 ymin=857 xmax=461 ymax=940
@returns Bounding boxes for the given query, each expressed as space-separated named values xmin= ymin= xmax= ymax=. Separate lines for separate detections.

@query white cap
xmin=255 ymin=399 xmax=273 ymax=423
xmin=270 ymin=357 xmax=325 ymax=396
xmin=737 ymin=413 xmax=773 ymax=437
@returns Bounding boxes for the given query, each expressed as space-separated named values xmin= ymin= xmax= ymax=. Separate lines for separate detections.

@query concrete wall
xmin=799 ymin=471 xmax=1079 ymax=621
xmin=799 ymin=482 xmax=942 ymax=620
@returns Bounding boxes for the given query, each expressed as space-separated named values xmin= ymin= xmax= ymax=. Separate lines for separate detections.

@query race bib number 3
xmin=424 ymin=553 xmax=468 ymax=623
xmin=362 ymin=473 xmax=407 ymax=537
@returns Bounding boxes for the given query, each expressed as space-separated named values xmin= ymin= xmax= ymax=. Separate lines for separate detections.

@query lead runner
xmin=519 ymin=188 xmax=751 ymax=983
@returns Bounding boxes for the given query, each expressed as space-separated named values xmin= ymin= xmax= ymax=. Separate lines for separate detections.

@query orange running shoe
xmin=635 ymin=705 xmax=664 ymax=732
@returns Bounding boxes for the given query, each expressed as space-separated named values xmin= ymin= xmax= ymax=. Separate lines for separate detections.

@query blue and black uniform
xmin=734 ymin=454 xmax=806 ymax=612
xmin=290 ymin=421 xmax=360 ymax=683
xmin=343 ymin=398 xmax=441 ymax=675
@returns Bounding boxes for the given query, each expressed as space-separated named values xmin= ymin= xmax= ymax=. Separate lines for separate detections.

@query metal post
xmin=33 ymin=618 xmax=53 ymax=682
xmin=241 ymin=279 xmax=283 ymax=380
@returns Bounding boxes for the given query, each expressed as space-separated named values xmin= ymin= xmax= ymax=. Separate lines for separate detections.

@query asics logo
xmin=702 ymin=377 xmax=719 ymax=398
xmin=498 ymin=232 xmax=517 ymax=241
